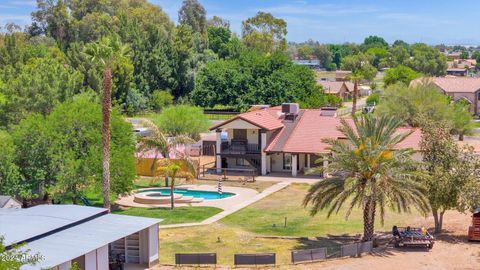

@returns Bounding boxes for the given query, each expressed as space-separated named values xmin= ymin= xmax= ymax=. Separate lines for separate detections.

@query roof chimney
xmin=320 ymin=107 xmax=337 ymax=117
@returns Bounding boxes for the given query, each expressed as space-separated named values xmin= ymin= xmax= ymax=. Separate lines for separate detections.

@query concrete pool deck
xmin=116 ymin=182 xmax=291 ymax=228
xmin=116 ymin=184 xmax=260 ymax=210
xmin=158 ymin=182 xmax=290 ymax=228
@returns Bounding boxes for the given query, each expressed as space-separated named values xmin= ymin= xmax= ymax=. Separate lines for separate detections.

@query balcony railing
xmin=220 ymin=141 xmax=261 ymax=154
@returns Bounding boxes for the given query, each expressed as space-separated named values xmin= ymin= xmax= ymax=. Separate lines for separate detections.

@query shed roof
xmin=319 ymin=81 xmax=347 ymax=94
xmin=20 ymin=213 xmax=160 ymax=270
xmin=0 ymin=205 xmax=107 ymax=246
xmin=0 ymin=205 xmax=161 ymax=269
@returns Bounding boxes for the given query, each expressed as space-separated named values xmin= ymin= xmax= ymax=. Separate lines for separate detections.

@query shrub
xmin=366 ymin=93 xmax=380 ymax=105
xmin=151 ymin=90 xmax=174 ymax=112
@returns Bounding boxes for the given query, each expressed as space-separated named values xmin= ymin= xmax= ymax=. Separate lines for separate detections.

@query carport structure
xmin=0 ymin=205 xmax=161 ymax=270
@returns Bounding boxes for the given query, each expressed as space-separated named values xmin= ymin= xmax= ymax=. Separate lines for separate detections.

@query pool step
xmin=175 ymin=196 xmax=194 ymax=203
xmin=190 ymin=198 xmax=204 ymax=203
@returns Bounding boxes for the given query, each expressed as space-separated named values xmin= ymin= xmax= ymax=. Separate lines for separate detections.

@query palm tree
xmin=137 ymin=121 xmax=197 ymax=191
xmin=341 ymin=54 xmax=377 ymax=116
xmin=85 ymin=36 xmax=130 ymax=211
xmin=348 ymin=74 xmax=362 ymax=116
xmin=303 ymin=115 xmax=430 ymax=241
xmin=166 ymin=163 xmax=181 ymax=209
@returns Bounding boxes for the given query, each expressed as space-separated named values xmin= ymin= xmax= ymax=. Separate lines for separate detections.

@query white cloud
xmin=259 ymin=3 xmax=382 ymax=16
xmin=0 ymin=14 xmax=31 ymax=28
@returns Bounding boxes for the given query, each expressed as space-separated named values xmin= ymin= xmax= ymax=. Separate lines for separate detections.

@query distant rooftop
xmin=292 ymin=59 xmax=320 ymax=66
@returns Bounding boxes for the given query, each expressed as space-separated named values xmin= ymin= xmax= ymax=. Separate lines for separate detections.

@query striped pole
xmin=217 ymin=178 xmax=223 ymax=194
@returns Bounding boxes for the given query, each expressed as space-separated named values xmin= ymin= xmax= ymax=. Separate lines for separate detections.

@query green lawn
xmin=472 ymin=121 xmax=480 ymax=128
xmin=221 ymin=184 xmax=419 ymax=236
xmin=113 ymin=206 xmax=222 ymax=225
xmin=158 ymin=183 xmax=426 ymax=265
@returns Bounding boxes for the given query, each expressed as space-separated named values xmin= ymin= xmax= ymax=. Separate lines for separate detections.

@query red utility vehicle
xmin=468 ymin=208 xmax=480 ymax=241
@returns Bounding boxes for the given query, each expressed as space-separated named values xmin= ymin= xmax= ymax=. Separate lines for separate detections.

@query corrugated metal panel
xmin=19 ymin=213 xmax=160 ymax=269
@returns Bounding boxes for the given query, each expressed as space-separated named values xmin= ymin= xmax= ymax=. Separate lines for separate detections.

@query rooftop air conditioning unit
xmin=281 ymin=103 xmax=299 ymax=115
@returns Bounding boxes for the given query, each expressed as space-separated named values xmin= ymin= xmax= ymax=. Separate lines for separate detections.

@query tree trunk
xmin=165 ymin=172 xmax=169 ymax=187
xmin=351 ymin=80 xmax=358 ymax=116
xmin=432 ymin=208 xmax=445 ymax=233
xmin=362 ymin=198 xmax=376 ymax=241
xmin=102 ymin=67 xmax=112 ymax=211
xmin=459 ymin=133 xmax=464 ymax=141
xmin=170 ymin=176 xmax=175 ymax=209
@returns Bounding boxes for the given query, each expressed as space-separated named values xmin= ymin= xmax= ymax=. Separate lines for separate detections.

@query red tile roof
xmin=212 ymin=107 xmax=421 ymax=154
xmin=413 ymin=77 xmax=480 ymax=93
xmin=394 ymin=128 xmax=421 ymax=150
xmin=265 ymin=110 xmax=420 ymax=154
xmin=210 ymin=108 xmax=284 ymax=131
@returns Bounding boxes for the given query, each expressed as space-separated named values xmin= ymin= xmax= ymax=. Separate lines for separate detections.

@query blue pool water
xmin=138 ymin=188 xmax=235 ymax=200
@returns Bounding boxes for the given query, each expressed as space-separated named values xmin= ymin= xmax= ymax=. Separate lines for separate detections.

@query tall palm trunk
xmin=362 ymin=198 xmax=376 ymax=241
xmin=351 ymin=80 xmax=358 ymax=116
xmin=102 ymin=67 xmax=112 ymax=211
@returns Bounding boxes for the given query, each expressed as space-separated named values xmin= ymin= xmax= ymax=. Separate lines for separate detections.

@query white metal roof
xmin=0 ymin=205 xmax=107 ymax=246
xmin=20 ymin=213 xmax=160 ymax=269
xmin=0 ymin=205 xmax=161 ymax=270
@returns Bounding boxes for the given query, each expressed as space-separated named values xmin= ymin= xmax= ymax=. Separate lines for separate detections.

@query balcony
xmin=220 ymin=140 xmax=261 ymax=155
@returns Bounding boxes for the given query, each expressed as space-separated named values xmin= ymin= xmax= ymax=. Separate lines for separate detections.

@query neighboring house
xmin=135 ymin=145 xmax=197 ymax=178
xmin=447 ymin=59 xmax=477 ymax=76
xmin=0 ymin=195 xmax=21 ymax=209
xmin=0 ymin=205 xmax=160 ymax=270
xmin=319 ymin=81 xmax=354 ymax=101
xmin=411 ymin=77 xmax=480 ymax=115
xmin=292 ymin=59 xmax=321 ymax=69
xmin=210 ymin=104 xmax=421 ymax=177
xmin=335 ymin=70 xmax=352 ymax=81
xmin=446 ymin=51 xmax=462 ymax=60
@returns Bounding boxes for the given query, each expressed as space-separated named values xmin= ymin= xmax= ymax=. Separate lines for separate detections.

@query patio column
xmin=261 ymin=129 xmax=267 ymax=175
xmin=292 ymin=154 xmax=298 ymax=177
xmin=306 ymin=154 xmax=311 ymax=169
xmin=323 ymin=154 xmax=329 ymax=178
xmin=216 ymin=129 xmax=222 ymax=173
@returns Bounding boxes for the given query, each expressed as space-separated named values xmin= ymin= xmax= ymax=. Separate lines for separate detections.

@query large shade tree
xmin=85 ymin=36 xmax=130 ymax=211
xmin=242 ymin=12 xmax=287 ymax=53
xmin=304 ymin=115 xmax=429 ymax=241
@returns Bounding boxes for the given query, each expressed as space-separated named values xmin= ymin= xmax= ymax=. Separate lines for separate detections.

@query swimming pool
xmin=137 ymin=188 xmax=235 ymax=200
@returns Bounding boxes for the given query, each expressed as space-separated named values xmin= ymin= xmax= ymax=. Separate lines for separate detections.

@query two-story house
xmin=210 ymin=104 xmax=421 ymax=177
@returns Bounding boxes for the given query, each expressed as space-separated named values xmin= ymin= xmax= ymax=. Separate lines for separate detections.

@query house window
xmin=477 ymin=92 xmax=480 ymax=101
xmin=283 ymin=153 xmax=292 ymax=170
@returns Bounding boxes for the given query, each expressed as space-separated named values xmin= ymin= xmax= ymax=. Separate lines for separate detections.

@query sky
xmin=1 ymin=0 xmax=480 ymax=45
